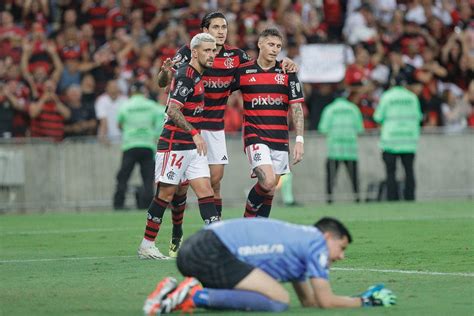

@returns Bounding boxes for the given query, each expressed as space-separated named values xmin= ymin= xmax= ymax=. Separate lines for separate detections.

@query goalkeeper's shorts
xmin=177 ymin=229 xmax=254 ymax=289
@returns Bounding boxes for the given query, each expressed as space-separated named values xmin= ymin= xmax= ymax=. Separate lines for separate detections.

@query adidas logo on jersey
xmin=249 ymin=77 xmax=257 ymax=82
xmin=221 ymin=155 xmax=228 ymax=161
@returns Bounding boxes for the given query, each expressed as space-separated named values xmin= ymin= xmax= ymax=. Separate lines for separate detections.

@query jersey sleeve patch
xmin=288 ymin=73 xmax=304 ymax=101
xmin=170 ymin=77 xmax=194 ymax=105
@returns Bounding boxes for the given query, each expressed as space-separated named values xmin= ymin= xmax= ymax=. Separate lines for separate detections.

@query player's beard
xmin=200 ymin=58 xmax=214 ymax=69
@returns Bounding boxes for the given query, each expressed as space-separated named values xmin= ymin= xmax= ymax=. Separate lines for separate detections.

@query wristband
xmin=190 ymin=129 xmax=199 ymax=137
xmin=296 ymin=135 xmax=304 ymax=143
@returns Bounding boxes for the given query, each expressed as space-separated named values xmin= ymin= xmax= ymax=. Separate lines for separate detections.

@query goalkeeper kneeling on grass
xmin=143 ymin=217 xmax=396 ymax=315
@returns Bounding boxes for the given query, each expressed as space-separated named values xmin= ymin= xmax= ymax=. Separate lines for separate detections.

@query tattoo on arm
xmin=254 ymin=167 xmax=266 ymax=184
xmin=157 ymin=71 xmax=171 ymax=88
xmin=291 ymin=103 xmax=305 ymax=136
xmin=167 ymin=103 xmax=195 ymax=132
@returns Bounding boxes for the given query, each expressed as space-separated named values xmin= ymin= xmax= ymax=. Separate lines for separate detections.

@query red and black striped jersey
xmin=84 ymin=4 xmax=109 ymax=37
xmin=233 ymin=60 xmax=304 ymax=152
xmin=30 ymin=101 xmax=65 ymax=142
xmin=172 ymin=44 xmax=251 ymax=131
xmin=157 ymin=64 xmax=204 ymax=152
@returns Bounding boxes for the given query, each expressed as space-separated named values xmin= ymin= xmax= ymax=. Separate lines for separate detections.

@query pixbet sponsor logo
xmin=251 ymin=95 xmax=284 ymax=108
xmin=203 ymin=78 xmax=231 ymax=89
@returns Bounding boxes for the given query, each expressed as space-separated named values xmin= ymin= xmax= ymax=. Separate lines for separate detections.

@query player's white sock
xmin=140 ymin=238 xmax=155 ymax=248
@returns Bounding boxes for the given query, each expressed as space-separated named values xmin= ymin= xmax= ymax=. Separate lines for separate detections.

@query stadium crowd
xmin=0 ymin=0 xmax=473 ymax=141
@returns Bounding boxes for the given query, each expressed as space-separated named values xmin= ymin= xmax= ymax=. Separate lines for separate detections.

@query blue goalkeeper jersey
xmin=205 ymin=218 xmax=329 ymax=282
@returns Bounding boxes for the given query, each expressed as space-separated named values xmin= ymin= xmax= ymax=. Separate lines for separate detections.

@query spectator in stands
xmin=417 ymin=48 xmax=447 ymax=127
xmin=374 ymin=79 xmax=423 ymax=201
xmin=95 ymin=79 xmax=127 ymax=144
xmin=306 ymin=83 xmax=335 ymax=130
xmin=322 ymin=0 xmax=345 ymax=42
xmin=1 ymin=60 xmax=31 ymax=137
xmin=0 ymin=79 xmax=25 ymax=138
xmin=105 ymin=0 xmax=131 ymax=40
xmin=80 ymin=73 xmax=97 ymax=117
xmin=0 ymin=11 xmax=26 ymax=63
xmin=29 ymin=79 xmax=71 ymax=142
xmin=81 ymin=0 xmax=110 ymax=45
xmin=21 ymin=0 xmax=50 ymax=30
xmin=63 ymin=85 xmax=97 ymax=138
xmin=344 ymin=43 xmax=379 ymax=128
xmin=343 ymin=3 xmax=377 ymax=45
xmin=57 ymin=27 xmax=104 ymax=93
xmin=441 ymin=29 xmax=471 ymax=90
xmin=79 ymin=23 xmax=97 ymax=62
xmin=0 ymin=0 xmax=471 ymax=147
xmin=20 ymin=23 xmax=63 ymax=99
xmin=318 ymin=93 xmax=364 ymax=204
xmin=441 ymin=84 xmax=471 ymax=133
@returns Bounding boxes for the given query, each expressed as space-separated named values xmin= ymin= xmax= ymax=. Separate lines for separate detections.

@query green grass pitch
xmin=1 ymin=200 xmax=473 ymax=315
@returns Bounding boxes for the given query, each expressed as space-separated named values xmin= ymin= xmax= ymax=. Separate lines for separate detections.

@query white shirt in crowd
xmin=95 ymin=93 xmax=128 ymax=142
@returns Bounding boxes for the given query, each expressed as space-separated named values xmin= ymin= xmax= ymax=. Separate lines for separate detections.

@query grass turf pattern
xmin=1 ymin=200 xmax=473 ymax=315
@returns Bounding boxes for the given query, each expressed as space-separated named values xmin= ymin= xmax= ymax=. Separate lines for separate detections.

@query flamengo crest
xmin=274 ymin=74 xmax=285 ymax=84
xmin=224 ymin=58 xmax=234 ymax=69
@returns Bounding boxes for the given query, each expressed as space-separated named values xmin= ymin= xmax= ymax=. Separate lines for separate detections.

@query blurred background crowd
xmin=0 ymin=0 xmax=472 ymax=142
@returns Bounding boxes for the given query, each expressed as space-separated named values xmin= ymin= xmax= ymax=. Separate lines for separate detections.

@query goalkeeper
xmin=143 ymin=217 xmax=396 ymax=315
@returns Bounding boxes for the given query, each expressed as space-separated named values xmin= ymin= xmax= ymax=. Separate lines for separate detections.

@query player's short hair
xmin=258 ymin=28 xmax=283 ymax=41
xmin=201 ymin=11 xmax=226 ymax=29
xmin=190 ymin=33 xmax=216 ymax=50
xmin=314 ymin=217 xmax=353 ymax=243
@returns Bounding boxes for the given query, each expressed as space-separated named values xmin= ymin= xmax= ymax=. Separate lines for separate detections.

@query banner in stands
xmin=299 ymin=44 xmax=347 ymax=83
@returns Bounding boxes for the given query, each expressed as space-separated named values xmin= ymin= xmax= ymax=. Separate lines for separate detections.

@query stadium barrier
xmin=0 ymin=129 xmax=473 ymax=212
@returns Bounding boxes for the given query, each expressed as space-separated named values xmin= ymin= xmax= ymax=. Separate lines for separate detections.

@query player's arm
xmin=157 ymin=58 xmax=175 ymax=88
xmin=167 ymin=76 xmax=206 ymax=155
xmin=288 ymin=73 xmax=305 ymax=165
xmin=309 ymin=277 xmax=362 ymax=308
xmin=292 ymin=281 xmax=318 ymax=307
xmin=281 ymin=57 xmax=299 ymax=74
xmin=290 ymin=101 xmax=304 ymax=165
xmin=166 ymin=101 xmax=207 ymax=156
xmin=158 ymin=46 xmax=189 ymax=88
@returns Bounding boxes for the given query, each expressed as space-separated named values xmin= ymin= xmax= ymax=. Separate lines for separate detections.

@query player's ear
xmin=191 ymin=47 xmax=198 ymax=59
xmin=322 ymin=231 xmax=332 ymax=241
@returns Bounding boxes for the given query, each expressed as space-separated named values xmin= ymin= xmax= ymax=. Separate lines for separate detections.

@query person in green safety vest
xmin=113 ymin=81 xmax=166 ymax=210
xmin=318 ymin=93 xmax=364 ymax=204
xmin=373 ymin=80 xmax=423 ymax=201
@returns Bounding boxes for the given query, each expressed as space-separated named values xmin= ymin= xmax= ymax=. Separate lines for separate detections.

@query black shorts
xmin=176 ymin=229 xmax=254 ymax=289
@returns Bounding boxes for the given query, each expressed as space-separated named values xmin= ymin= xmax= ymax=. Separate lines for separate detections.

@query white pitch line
xmin=0 ymin=256 xmax=473 ymax=278
xmin=332 ymin=267 xmax=474 ymax=277
xmin=0 ymin=255 xmax=136 ymax=263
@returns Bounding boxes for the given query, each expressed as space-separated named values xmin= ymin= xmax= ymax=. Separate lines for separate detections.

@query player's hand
xmin=359 ymin=284 xmax=396 ymax=307
xmin=161 ymin=58 xmax=175 ymax=73
xmin=292 ymin=142 xmax=304 ymax=165
xmin=193 ymin=134 xmax=207 ymax=156
xmin=281 ymin=57 xmax=299 ymax=74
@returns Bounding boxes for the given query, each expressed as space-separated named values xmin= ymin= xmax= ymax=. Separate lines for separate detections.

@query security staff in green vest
xmin=113 ymin=81 xmax=166 ymax=210
xmin=373 ymin=81 xmax=422 ymax=201
xmin=318 ymin=94 xmax=364 ymax=204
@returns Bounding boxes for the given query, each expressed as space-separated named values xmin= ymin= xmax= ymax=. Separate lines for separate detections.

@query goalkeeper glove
xmin=359 ymin=284 xmax=396 ymax=307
